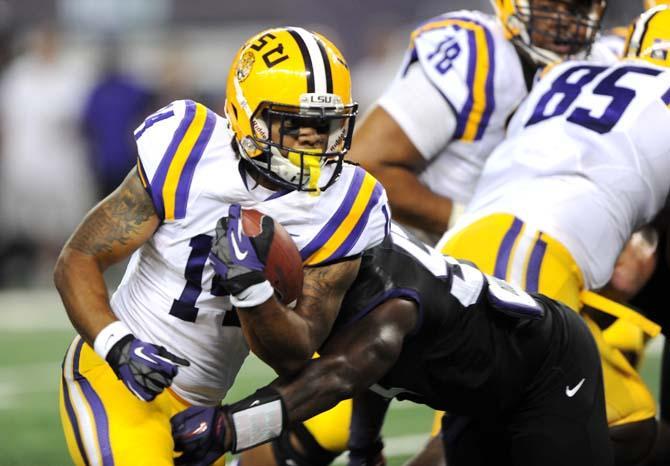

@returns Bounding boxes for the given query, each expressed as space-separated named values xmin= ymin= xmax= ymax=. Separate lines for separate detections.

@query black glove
xmin=172 ymin=405 xmax=228 ymax=466
xmin=106 ymin=334 xmax=189 ymax=402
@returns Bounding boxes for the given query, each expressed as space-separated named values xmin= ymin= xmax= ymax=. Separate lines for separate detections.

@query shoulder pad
xmin=408 ymin=11 xmax=501 ymax=142
xmin=300 ymin=165 xmax=390 ymax=266
xmin=135 ymin=100 xmax=218 ymax=221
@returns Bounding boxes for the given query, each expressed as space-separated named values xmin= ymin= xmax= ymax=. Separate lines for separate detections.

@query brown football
xmin=241 ymin=209 xmax=303 ymax=305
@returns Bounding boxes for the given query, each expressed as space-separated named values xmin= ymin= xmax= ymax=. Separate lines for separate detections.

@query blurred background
xmin=0 ymin=0 xmax=660 ymax=465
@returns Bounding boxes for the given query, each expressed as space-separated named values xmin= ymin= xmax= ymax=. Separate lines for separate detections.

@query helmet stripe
xmin=633 ymin=7 xmax=663 ymax=56
xmin=287 ymin=28 xmax=315 ymax=92
xmin=315 ymin=38 xmax=334 ymax=93
xmin=289 ymin=27 xmax=329 ymax=94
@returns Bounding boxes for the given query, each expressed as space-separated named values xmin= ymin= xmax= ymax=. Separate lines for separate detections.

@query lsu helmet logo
xmin=236 ymin=51 xmax=255 ymax=82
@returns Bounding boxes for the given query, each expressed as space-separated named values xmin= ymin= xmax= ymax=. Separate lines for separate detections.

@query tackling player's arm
xmin=54 ymin=167 xmax=159 ymax=345
xmin=275 ymin=297 xmax=416 ymax=420
xmin=238 ymin=258 xmax=361 ymax=376
xmin=171 ymin=298 xmax=418 ymax=460
xmin=348 ymin=106 xmax=453 ymax=236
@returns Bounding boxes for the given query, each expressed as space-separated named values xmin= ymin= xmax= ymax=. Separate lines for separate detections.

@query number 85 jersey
xmin=464 ymin=59 xmax=670 ymax=289
xmin=110 ymin=100 xmax=390 ymax=405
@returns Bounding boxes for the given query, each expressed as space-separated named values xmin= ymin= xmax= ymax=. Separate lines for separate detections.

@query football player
xmin=347 ymin=0 xmax=610 ymax=243
xmin=434 ymin=5 xmax=670 ymax=464
xmin=171 ymin=223 xmax=613 ymax=466
xmin=237 ymin=2 xmax=611 ymax=465
xmin=54 ymin=27 xmax=390 ymax=466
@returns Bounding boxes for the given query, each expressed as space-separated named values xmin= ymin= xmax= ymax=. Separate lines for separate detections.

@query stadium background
xmin=0 ymin=0 xmax=662 ymax=465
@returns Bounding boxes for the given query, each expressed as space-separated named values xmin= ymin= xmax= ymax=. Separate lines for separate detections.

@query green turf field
xmin=0 ymin=290 xmax=663 ymax=466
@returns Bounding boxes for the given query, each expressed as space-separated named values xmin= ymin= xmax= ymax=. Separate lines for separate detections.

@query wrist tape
xmin=230 ymin=280 xmax=274 ymax=308
xmin=93 ymin=320 xmax=132 ymax=359
xmin=225 ymin=386 xmax=286 ymax=452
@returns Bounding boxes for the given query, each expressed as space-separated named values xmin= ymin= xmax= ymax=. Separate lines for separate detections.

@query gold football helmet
xmin=491 ymin=0 xmax=607 ymax=65
xmin=225 ymin=27 xmax=357 ymax=193
xmin=624 ymin=5 xmax=670 ymax=67
xmin=644 ymin=0 xmax=670 ymax=9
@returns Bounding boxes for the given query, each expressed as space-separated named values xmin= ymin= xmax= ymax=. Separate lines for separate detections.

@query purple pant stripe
xmin=61 ymin=372 xmax=91 ymax=466
xmin=493 ymin=217 xmax=523 ymax=279
xmin=525 ymin=235 xmax=547 ymax=293
xmin=72 ymin=340 xmax=115 ymax=466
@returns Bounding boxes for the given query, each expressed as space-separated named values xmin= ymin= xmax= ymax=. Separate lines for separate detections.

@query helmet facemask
xmin=239 ymin=101 xmax=358 ymax=193
xmin=510 ymin=0 xmax=606 ymax=65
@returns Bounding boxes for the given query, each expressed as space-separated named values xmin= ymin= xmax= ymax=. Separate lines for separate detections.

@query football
xmin=241 ymin=208 xmax=303 ymax=305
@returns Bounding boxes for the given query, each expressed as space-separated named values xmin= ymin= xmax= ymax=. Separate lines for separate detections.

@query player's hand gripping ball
xmin=210 ymin=204 xmax=303 ymax=307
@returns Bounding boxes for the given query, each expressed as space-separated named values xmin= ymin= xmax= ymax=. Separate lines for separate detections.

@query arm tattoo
xmin=68 ymin=168 xmax=157 ymax=256
xmin=299 ymin=258 xmax=360 ymax=323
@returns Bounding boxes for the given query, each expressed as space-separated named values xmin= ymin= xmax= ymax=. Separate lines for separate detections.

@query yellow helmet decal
xmin=624 ymin=5 xmax=670 ymax=67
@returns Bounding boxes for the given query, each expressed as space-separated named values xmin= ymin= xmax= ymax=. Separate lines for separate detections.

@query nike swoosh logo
xmin=230 ymin=220 xmax=248 ymax=260
xmin=565 ymin=378 xmax=586 ymax=397
xmin=249 ymin=400 xmax=261 ymax=407
xmin=134 ymin=346 xmax=157 ymax=364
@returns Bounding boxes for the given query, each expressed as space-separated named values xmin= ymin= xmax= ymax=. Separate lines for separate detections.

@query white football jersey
xmin=455 ymin=59 xmax=670 ymax=289
xmin=110 ymin=100 xmax=390 ymax=405
xmin=378 ymin=10 xmax=529 ymax=204
xmin=594 ymin=27 xmax=628 ymax=58
xmin=377 ymin=11 xmax=619 ymax=206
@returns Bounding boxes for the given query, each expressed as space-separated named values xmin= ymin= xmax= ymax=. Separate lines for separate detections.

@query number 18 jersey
xmin=462 ymin=59 xmax=670 ymax=288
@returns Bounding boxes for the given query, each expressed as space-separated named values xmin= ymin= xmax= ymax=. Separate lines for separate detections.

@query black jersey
xmin=335 ymin=224 xmax=572 ymax=417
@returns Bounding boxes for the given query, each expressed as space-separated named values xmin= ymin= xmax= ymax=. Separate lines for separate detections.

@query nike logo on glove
xmin=231 ymin=219 xmax=249 ymax=260
xmin=565 ymin=378 xmax=585 ymax=397
xmin=134 ymin=346 xmax=158 ymax=364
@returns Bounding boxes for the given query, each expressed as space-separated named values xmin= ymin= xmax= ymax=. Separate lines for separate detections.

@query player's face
xmin=270 ymin=116 xmax=330 ymax=153
xmin=528 ymin=0 xmax=602 ymax=56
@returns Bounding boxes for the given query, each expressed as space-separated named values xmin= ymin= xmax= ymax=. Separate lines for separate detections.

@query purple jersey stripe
xmin=300 ymin=168 xmax=366 ymax=261
xmin=447 ymin=16 xmax=495 ymax=141
xmin=134 ymin=109 xmax=175 ymax=140
xmin=474 ymin=26 xmax=496 ymax=140
xmin=662 ymin=87 xmax=670 ymax=105
xmin=453 ymin=28 xmax=477 ymax=139
xmin=150 ymin=100 xmax=197 ymax=220
xmin=326 ymin=181 xmax=384 ymax=262
xmin=525 ymin=235 xmax=548 ymax=293
xmin=174 ymin=108 xmax=216 ymax=219
xmin=493 ymin=217 xmax=523 ymax=279
xmin=73 ymin=340 xmax=115 ymax=466
xmin=61 ymin=353 xmax=92 ymax=466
